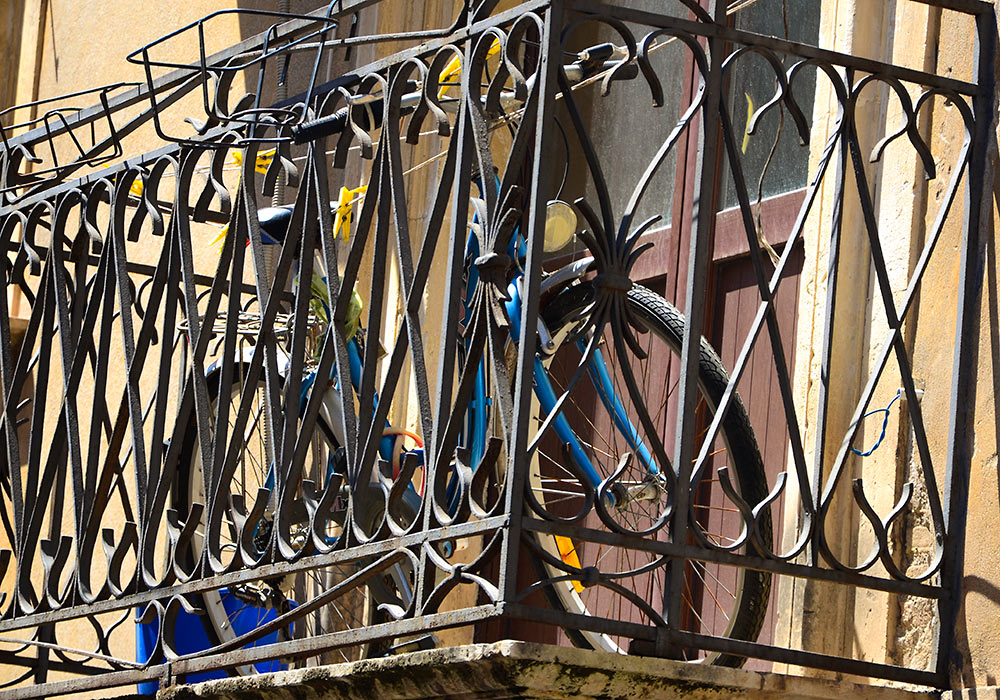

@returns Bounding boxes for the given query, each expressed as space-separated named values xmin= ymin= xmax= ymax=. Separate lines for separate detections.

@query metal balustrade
xmin=0 ymin=0 xmax=993 ymax=695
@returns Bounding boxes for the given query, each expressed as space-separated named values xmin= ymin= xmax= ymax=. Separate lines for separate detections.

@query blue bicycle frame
xmin=137 ymin=188 xmax=658 ymax=687
xmin=462 ymin=180 xmax=657 ymax=495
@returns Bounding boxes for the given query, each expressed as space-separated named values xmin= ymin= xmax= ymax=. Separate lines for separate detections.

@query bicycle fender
xmin=505 ymin=256 xmax=594 ymax=340
xmin=540 ymin=256 xmax=594 ymax=296
xmin=318 ymin=384 xmax=348 ymax=447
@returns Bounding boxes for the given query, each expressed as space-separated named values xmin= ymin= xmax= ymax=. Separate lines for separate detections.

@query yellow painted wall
xmin=0 ymin=2 xmax=251 ymax=694
xmin=0 ymin=0 xmax=476 ymax=692
xmin=932 ymin=7 xmax=1000 ymax=690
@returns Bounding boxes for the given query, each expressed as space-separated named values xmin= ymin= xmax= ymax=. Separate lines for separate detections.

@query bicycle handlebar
xmin=291 ymin=107 xmax=352 ymax=144
xmin=291 ymin=54 xmax=637 ymax=145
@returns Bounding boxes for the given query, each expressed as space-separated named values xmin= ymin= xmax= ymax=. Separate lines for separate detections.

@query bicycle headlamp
xmin=543 ymin=200 xmax=578 ymax=253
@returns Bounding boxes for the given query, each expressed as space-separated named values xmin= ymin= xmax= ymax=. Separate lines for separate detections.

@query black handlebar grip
xmin=292 ymin=100 xmax=393 ymax=144
xmin=291 ymin=107 xmax=350 ymax=144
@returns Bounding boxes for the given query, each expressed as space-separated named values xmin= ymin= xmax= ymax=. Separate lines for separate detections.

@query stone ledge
xmin=157 ymin=641 xmax=940 ymax=700
xmin=943 ymin=689 xmax=1000 ymax=699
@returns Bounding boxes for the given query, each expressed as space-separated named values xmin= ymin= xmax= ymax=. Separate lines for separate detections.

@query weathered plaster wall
xmin=0 ymin=2 xmax=252 ymax=693
xmin=933 ymin=6 xmax=1000 ymax=689
xmin=780 ymin=0 xmax=1000 ymax=689
xmin=0 ymin=1 xmax=27 ymax=115
xmin=777 ymin=0 xmax=904 ymax=669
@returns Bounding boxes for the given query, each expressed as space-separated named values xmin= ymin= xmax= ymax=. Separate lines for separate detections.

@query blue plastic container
xmin=136 ymin=590 xmax=289 ymax=694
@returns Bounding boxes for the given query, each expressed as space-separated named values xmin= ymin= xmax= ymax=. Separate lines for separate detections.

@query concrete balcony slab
xmin=157 ymin=641 xmax=940 ymax=700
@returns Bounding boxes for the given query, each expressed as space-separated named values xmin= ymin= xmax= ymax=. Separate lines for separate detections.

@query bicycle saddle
xmin=258 ymin=206 xmax=293 ymax=244
xmin=257 ymin=202 xmax=346 ymax=245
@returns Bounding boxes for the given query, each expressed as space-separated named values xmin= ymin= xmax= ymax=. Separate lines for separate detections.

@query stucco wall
xmin=0 ymin=1 xmax=476 ymax=691
xmin=936 ymin=5 xmax=1000 ymax=689
xmin=779 ymin=0 xmax=1000 ymax=689
xmin=0 ymin=2 xmax=252 ymax=692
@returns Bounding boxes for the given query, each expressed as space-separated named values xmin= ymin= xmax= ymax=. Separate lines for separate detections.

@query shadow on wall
xmin=955 ymin=575 xmax=1000 ymax=689
xmin=954 ymin=163 xmax=1000 ymax=689
xmin=0 ymin=0 xmax=26 ymax=111
xmin=989 ymin=174 xmax=1000 ymax=515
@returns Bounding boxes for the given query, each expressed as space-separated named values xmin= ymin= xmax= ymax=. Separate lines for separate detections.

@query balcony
xmin=0 ymin=0 xmax=994 ymax=697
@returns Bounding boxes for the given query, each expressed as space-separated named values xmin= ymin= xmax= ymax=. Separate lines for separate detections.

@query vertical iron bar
xmin=936 ymin=6 xmax=996 ymax=685
xmin=709 ymin=99 xmax=810 ymax=516
xmin=421 ymin=23 xmax=476 ymax=614
xmin=502 ymin=0 xmax=562 ymax=604
xmin=265 ymin=5 xmax=289 ymax=495
xmin=810 ymin=75 xmax=849 ymax=565
xmin=429 ymin=67 xmax=473 ymax=466
xmin=666 ymin=0 xmax=727 ymax=632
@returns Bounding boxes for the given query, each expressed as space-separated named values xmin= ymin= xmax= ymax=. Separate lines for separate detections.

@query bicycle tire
xmin=528 ymin=281 xmax=771 ymax=667
xmin=176 ymin=364 xmax=385 ymax=669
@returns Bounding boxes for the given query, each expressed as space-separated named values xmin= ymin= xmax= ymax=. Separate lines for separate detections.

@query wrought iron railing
xmin=0 ymin=0 xmax=993 ymax=696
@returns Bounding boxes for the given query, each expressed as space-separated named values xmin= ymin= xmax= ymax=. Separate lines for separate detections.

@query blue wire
xmin=851 ymin=390 xmax=903 ymax=457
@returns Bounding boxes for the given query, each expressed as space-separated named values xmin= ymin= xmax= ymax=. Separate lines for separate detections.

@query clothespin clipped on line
xmin=231 ymin=148 xmax=276 ymax=175
xmin=332 ymin=185 xmax=368 ymax=242
xmin=208 ymin=183 xmax=368 ymax=250
xmin=742 ymin=93 xmax=755 ymax=154
xmin=437 ymin=38 xmax=502 ymax=99
xmin=111 ymin=147 xmax=277 ymax=214
xmin=104 ymin=162 xmax=148 ymax=198
xmin=207 ymin=149 xmax=278 ymax=248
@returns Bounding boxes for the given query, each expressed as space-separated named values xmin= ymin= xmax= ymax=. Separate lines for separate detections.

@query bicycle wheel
xmin=176 ymin=363 xmax=382 ymax=669
xmin=527 ymin=282 xmax=771 ymax=667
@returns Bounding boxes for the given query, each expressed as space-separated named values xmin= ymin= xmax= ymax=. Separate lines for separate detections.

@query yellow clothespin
xmin=206 ymin=149 xmax=277 ymax=250
xmin=437 ymin=38 xmax=502 ymax=99
xmin=105 ymin=163 xmax=146 ymax=197
xmin=333 ymin=185 xmax=367 ymax=241
xmin=209 ymin=182 xmax=366 ymax=252
xmin=232 ymin=148 xmax=277 ymax=174
xmin=209 ymin=223 xmax=229 ymax=252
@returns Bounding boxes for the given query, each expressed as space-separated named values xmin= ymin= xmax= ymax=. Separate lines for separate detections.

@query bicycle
xmin=138 ymin=38 xmax=772 ymax=683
